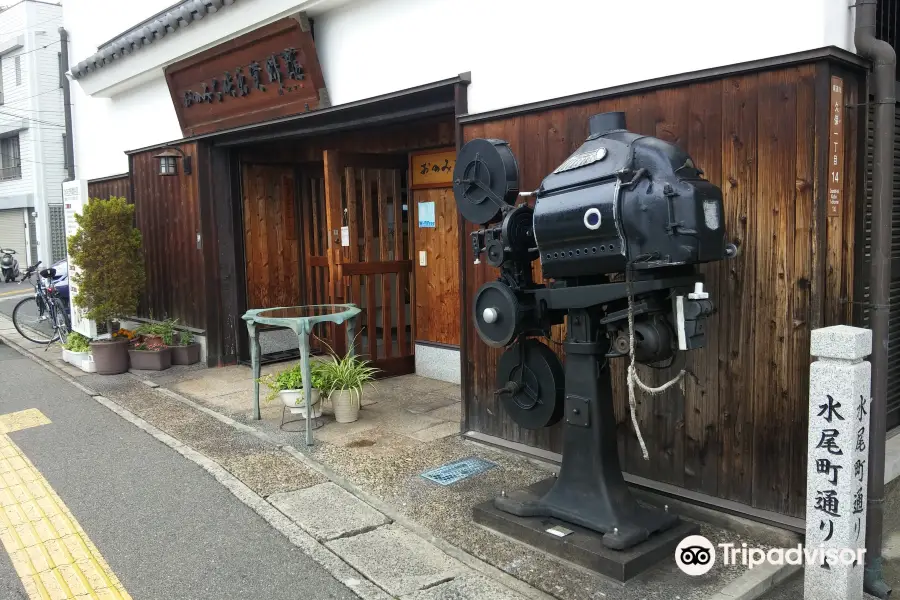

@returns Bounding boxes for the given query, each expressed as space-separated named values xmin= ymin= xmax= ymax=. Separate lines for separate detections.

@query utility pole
xmin=58 ymin=27 xmax=74 ymax=181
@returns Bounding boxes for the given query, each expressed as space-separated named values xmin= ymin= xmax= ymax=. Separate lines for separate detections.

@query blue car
xmin=47 ymin=259 xmax=69 ymax=302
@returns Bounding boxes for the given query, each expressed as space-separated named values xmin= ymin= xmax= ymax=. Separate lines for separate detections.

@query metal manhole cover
xmin=420 ymin=457 xmax=497 ymax=486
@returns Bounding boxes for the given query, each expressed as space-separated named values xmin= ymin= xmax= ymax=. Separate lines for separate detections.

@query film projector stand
xmin=472 ymin=281 xmax=703 ymax=581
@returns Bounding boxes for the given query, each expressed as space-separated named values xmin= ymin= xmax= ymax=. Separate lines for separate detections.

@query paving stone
xmin=408 ymin=421 xmax=460 ymax=443
xmin=269 ymin=482 xmax=389 ymax=541
xmin=326 ymin=524 xmax=464 ymax=596
xmin=422 ymin=403 xmax=462 ymax=422
xmin=400 ymin=575 xmax=526 ymax=600
xmin=220 ymin=450 xmax=326 ymax=497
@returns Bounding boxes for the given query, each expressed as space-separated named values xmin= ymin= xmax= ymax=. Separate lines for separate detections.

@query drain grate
xmin=420 ymin=457 xmax=497 ymax=486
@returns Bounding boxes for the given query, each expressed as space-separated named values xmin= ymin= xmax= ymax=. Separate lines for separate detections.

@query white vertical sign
xmin=62 ymin=180 xmax=97 ymax=338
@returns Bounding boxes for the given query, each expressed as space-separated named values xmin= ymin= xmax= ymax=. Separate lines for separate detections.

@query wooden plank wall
xmin=412 ymin=186 xmax=460 ymax=346
xmin=130 ymin=143 xmax=207 ymax=329
xmin=462 ymin=61 xmax=859 ymax=518
xmin=241 ymin=164 xmax=301 ymax=310
xmin=87 ymin=174 xmax=130 ymax=201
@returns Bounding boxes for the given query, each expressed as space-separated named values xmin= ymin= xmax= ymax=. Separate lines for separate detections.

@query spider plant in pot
xmin=320 ymin=352 xmax=379 ymax=423
xmin=258 ymin=362 xmax=326 ymax=418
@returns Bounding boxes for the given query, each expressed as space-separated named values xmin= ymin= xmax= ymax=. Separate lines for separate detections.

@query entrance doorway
xmin=239 ymin=154 xmax=415 ymax=376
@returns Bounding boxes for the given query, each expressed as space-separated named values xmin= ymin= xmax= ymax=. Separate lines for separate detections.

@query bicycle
xmin=12 ymin=262 xmax=70 ymax=345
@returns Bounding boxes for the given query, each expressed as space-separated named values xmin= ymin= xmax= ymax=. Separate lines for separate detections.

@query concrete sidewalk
xmin=0 ymin=315 xmax=806 ymax=600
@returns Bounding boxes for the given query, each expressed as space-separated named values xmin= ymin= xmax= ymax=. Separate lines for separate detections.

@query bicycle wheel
xmin=53 ymin=298 xmax=69 ymax=344
xmin=13 ymin=296 xmax=57 ymax=344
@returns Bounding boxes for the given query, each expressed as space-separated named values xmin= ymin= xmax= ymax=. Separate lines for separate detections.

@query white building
xmin=0 ymin=0 xmax=66 ymax=268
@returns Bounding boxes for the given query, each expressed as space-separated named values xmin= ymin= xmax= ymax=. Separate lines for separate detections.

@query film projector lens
xmin=495 ymin=339 xmax=564 ymax=430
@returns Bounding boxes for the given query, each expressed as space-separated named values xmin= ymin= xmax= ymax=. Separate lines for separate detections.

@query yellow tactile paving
xmin=0 ymin=409 xmax=51 ymax=434
xmin=0 ymin=409 xmax=133 ymax=600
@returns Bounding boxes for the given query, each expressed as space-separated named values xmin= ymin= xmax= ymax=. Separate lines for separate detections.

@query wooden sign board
xmin=410 ymin=148 xmax=456 ymax=189
xmin=164 ymin=15 xmax=328 ymax=137
xmin=828 ymin=76 xmax=844 ymax=218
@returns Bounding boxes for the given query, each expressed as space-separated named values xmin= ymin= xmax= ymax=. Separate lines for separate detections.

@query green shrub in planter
xmin=62 ymin=332 xmax=91 ymax=353
xmin=68 ymin=196 xmax=144 ymax=375
xmin=258 ymin=362 xmax=327 ymax=404
xmin=136 ymin=319 xmax=176 ymax=346
xmin=67 ymin=196 xmax=144 ymax=334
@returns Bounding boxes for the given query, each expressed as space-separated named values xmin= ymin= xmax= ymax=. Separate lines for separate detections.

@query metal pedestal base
xmin=474 ymin=478 xmax=699 ymax=581
xmin=280 ymin=407 xmax=323 ymax=433
xmin=491 ymin=308 xmax=681 ymax=551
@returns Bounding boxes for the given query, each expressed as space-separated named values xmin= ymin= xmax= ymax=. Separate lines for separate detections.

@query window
xmin=0 ymin=57 xmax=5 ymax=105
xmin=159 ymin=156 xmax=177 ymax=175
xmin=0 ymin=136 xmax=21 ymax=180
xmin=14 ymin=56 xmax=20 ymax=86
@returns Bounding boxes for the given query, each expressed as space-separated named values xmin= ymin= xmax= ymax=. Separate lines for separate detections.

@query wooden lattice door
xmin=340 ymin=163 xmax=414 ymax=376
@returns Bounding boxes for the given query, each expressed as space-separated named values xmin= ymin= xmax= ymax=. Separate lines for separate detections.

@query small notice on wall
xmin=410 ymin=148 xmax=456 ymax=189
xmin=418 ymin=202 xmax=436 ymax=228
xmin=828 ymin=76 xmax=844 ymax=218
xmin=340 ymin=226 xmax=350 ymax=247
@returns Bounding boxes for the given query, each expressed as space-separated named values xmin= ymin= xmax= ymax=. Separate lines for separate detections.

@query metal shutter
xmin=856 ymin=100 xmax=900 ymax=428
xmin=0 ymin=208 xmax=27 ymax=266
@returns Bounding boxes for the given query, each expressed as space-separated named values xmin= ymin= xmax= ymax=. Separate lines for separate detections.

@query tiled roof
xmin=70 ymin=0 xmax=238 ymax=80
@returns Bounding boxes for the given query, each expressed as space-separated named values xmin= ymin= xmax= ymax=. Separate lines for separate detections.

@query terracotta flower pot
xmin=331 ymin=389 xmax=360 ymax=423
xmin=128 ymin=347 xmax=172 ymax=371
xmin=171 ymin=343 xmax=201 ymax=365
xmin=90 ymin=338 xmax=130 ymax=375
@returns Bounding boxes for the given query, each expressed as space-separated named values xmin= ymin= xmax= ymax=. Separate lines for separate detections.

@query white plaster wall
xmin=314 ymin=0 xmax=856 ymax=114
xmin=68 ymin=78 xmax=181 ymax=179
xmin=65 ymin=0 xmax=857 ymax=179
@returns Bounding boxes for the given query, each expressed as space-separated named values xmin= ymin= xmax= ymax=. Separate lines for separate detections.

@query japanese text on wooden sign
xmin=410 ymin=149 xmax=456 ymax=189
xmin=181 ymin=47 xmax=308 ymax=109
xmin=828 ymin=77 xmax=844 ymax=218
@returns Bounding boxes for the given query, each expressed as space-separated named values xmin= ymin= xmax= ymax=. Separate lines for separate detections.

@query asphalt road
xmin=0 ymin=342 xmax=356 ymax=599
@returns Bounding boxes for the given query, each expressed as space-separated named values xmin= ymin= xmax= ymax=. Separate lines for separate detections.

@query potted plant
xmin=61 ymin=332 xmax=94 ymax=371
xmin=128 ymin=335 xmax=172 ymax=371
xmin=67 ymin=196 xmax=145 ymax=375
xmin=258 ymin=362 xmax=326 ymax=418
xmin=320 ymin=352 xmax=379 ymax=423
xmin=136 ymin=320 xmax=175 ymax=347
xmin=171 ymin=329 xmax=201 ymax=365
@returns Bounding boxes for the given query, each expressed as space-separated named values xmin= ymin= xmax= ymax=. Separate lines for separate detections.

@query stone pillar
xmin=805 ymin=325 xmax=872 ymax=600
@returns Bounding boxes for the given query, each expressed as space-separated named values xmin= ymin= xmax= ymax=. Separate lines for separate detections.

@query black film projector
xmin=457 ymin=112 xmax=736 ymax=552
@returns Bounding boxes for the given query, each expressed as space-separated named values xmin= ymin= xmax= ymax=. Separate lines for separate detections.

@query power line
xmin=2 ymin=87 xmax=64 ymax=105
xmin=2 ymin=39 xmax=60 ymax=58
xmin=0 ymin=149 xmax=66 ymax=166
xmin=0 ymin=106 xmax=68 ymax=113
xmin=0 ymin=110 xmax=63 ymax=128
